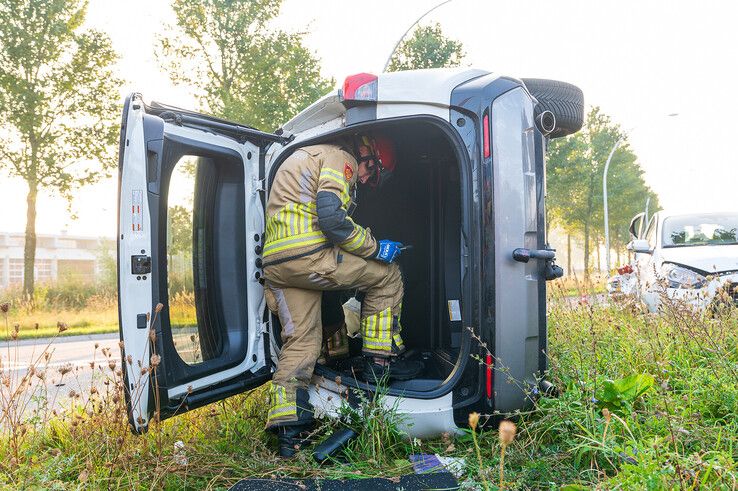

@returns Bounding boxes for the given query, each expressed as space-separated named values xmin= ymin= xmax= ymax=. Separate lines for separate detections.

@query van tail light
xmin=339 ymin=73 xmax=378 ymax=104
xmin=485 ymin=354 xmax=493 ymax=400
xmin=483 ymin=111 xmax=490 ymax=158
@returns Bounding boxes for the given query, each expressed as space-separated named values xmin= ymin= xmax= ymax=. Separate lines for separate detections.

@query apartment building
xmin=0 ymin=232 xmax=114 ymax=289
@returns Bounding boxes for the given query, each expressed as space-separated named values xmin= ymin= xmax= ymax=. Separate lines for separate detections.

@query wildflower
xmin=590 ymin=396 xmax=599 ymax=404
xmin=603 ymin=407 xmax=611 ymax=424
xmin=468 ymin=412 xmax=488 ymax=490
xmin=58 ymin=363 xmax=74 ymax=376
xmin=95 ymin=342 xmax=100 ymax=349
xmin=0 ymin=303 xmax=8 ymax=313
xmin=149 ymin=329 xmax=156 ymax=343
xmin=34 ymin=323 xmax=39 ymax=330
xmin=108 ymin=359 xmax=117 ymax=371
xmin=69 ymin=389 xmax=77 ymax=398
xmin=126 ymin=354 xmax=133 ymax=365
xmin=118 ymin=340 xmax=125 ymax=349
xmin=150 ymin=354 xmax=161 ymax=367
xmin=57 ymin=321 xmax=68 ymax=333
xmin=498 ymin=420 xmax=517 ymax=490
xmin=155 ymin=303 xmax=163 ymax=313
xmin=468 ymin=412 xmax=480 ymax=430
xmin=498 ymin=420 xmax=517 ymax=446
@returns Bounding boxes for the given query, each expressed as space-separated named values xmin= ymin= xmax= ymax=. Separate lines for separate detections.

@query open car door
xmin=117 ymin=93 xmax=288 ymax=432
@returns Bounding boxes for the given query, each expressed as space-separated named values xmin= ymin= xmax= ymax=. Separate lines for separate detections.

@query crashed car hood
xmin=660 ymin=244 xmax=738 ymax=274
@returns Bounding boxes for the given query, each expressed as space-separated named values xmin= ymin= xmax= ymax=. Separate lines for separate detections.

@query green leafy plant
xmin=596 ymin=373 xmax=655 ymax=412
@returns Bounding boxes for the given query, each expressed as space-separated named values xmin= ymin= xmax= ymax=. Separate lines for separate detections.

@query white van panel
xmin=308 ymin=377 xmax=460 ymax=439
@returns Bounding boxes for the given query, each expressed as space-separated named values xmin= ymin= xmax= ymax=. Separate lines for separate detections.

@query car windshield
xmin=662 ymin=213 xmax=738 ymax=247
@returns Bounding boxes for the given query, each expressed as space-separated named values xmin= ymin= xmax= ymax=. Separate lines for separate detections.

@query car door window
xmin=167 ymin=156 xmax=222 ymax=365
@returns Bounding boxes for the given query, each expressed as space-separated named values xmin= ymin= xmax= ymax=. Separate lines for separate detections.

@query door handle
xmin=512 ymin=248 xmax=555 ymax=263
xmin=512 ymin=248 xmax=564 ymax=281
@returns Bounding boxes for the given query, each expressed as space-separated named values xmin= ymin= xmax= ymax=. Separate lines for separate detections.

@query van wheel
xmin=522 ymin=78 xmax=584 ymax=138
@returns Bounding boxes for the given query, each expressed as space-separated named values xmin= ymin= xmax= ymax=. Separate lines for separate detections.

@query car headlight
xmin=661 ymin=263 xmax=707 ymax=289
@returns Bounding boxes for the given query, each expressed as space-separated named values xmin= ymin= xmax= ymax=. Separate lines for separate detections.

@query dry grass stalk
xmin=498 ymin=420 xmax=517 ymax=490
xmin=468 ymin=412 xmax=490 ymax=491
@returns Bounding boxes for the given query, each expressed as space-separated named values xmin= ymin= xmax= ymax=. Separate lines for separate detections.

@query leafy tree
xmin=387 ymin=23 xmax=465 ymax=72
xmin=159 ymin=0 xmax=333 ymax=130
xmin=167 ymin=204 xmax=194 ymax=293
xmin=547 ymin=107 xmax=658 ymax=278
xmin=0 ymin=0 xmax=121 ymax=296
xmin=168 ymin=205 xmax=192 ymax=259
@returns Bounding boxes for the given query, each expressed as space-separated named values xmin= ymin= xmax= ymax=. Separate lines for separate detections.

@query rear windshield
xmin=662 ymin=213 xmax=738 ymax=247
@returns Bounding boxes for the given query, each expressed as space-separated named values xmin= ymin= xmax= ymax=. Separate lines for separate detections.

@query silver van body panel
xmin=491 ymin=87 xmax=541 ymax=411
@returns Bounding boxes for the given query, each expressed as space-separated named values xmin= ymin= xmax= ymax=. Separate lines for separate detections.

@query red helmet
xmin=357 ymin=133 xmax=396 ymax=187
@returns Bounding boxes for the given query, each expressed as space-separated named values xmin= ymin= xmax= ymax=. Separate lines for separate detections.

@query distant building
xmin=0 ymin=232 xmax=114 ymax=289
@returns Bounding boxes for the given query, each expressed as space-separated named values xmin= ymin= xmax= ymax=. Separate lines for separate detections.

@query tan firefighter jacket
xmin=262 ymin=144 xmax=378 ymax=265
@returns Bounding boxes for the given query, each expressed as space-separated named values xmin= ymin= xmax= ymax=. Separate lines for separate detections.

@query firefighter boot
xmin=269 ymin=388 xmax=316 ymax=458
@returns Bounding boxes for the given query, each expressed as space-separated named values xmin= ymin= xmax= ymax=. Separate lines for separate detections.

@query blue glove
xmin=376 ymin=240 xmax=403 ymax=263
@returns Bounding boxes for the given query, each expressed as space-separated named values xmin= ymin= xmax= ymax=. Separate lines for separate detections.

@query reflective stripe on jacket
xmin=263 ymin=144 xmax=378 ymax=263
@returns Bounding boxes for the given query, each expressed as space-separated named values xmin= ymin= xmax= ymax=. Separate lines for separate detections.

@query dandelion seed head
xmin=498 ymin=420 xmax=517 ymax=446
xmin=468 ymin=412 xmax=480 ymax=430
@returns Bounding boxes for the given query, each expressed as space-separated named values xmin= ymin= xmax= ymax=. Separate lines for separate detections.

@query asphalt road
xmin=0 ymin=332 xmax=120 ymax=414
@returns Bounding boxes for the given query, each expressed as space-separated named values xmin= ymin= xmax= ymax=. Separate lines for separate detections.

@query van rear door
xmin=117 ymin=94 xmax=286 ymax=432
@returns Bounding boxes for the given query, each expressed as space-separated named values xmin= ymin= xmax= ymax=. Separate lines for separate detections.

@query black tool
xmin=313 ymin=427 xmax=358 ymax=462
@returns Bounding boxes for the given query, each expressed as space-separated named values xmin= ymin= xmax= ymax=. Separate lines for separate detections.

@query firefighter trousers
xmin=262 ymin=246 xmax=404 ymax=427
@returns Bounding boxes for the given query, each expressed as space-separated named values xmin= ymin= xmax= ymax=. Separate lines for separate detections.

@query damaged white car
xmin=628 ymin=211 xmax=738 ymax=312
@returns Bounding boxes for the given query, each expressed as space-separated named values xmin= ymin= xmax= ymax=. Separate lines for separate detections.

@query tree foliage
xmin=387 ymin=23 xmax=465 ymax=72
xmin=547 ymin=107 xmax=659 ymax=277
xmin=159 ymin=0 xmax=333 ymax=130
xmin=0 ymin=0 xmax=121 ymax=295
xmin=168 ymin=205 xmax=193 ymax=259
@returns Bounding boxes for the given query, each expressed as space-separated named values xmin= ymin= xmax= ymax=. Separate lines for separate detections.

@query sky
xmin=2 ymin=0 xmax=737 ymax=238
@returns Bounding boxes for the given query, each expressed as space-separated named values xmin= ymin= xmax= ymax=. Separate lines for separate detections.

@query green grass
xmin=0 ymin=295 xmax=196 ymax=340
xmin=0 ymin=306 xmax=118 ymax=341
xmin=0 ymin=292 xmax=737 ymax=489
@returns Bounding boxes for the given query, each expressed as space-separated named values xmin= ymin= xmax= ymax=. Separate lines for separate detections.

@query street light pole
xmin=382 ymin=0 xmax=453 ymax=72
xmin=603 ymin=138 xmax=624 ymax=280
xmin=603 ymin=113 xmax=678 ymax=280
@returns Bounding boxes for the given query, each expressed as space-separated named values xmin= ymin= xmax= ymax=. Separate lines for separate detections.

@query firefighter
xmin=262 ymin=133 xmax=423 ymax=457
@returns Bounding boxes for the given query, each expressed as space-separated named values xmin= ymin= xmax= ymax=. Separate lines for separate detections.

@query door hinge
xmin=252 ymin=176 xmax=265 ymax=195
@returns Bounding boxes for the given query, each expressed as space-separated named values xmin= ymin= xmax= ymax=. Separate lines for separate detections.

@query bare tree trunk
xmin=567 ymin=234 xmax=572 ymax=276
xmin=596 ymin=238 xmax=601 ymax=274
xmin=23 ymin=181 xmax=38 ymax=298
xmin=583 ymin=220 xmax=590 ymax=281
xmin=583 ymin=171 xmax=596 ymax=281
